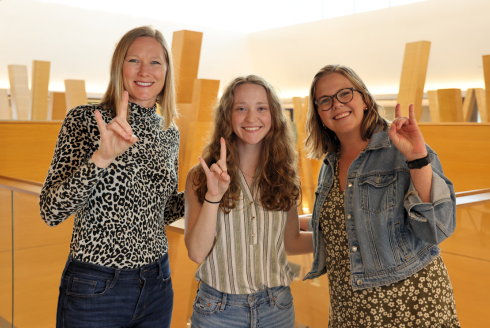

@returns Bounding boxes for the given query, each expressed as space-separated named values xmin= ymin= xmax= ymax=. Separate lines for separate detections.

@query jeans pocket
xmin=193 ymin=295 xmax=220 ymax=315
xmin=274 ymin=287 xmax=294 ymax=310
xmin=66 ymin=274 xmax=111 ymax=297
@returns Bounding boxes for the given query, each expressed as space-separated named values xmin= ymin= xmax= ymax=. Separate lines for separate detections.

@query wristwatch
xmin=406 ymin=154 xmax=431 ymax=169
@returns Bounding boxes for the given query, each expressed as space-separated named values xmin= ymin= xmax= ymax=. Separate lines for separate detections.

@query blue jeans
xmin=56 ymin=254 xmax=173 ymax=328
xmin=190 ymin=282 xmax=295 ymax=328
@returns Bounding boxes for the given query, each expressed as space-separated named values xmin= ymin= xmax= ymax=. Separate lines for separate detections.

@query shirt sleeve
xmin=403 ymin=147 xmax=456 ymax=244
xmin=39 ymin=106 xmax=107 ymax=227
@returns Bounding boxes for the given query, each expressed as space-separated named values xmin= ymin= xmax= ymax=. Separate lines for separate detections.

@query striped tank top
xmin=195 ymin=170 xmax=296 ymax=294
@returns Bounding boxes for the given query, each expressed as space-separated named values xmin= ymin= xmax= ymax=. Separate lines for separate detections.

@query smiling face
xmin=122 ymin=37 xmax=167 ymax=108
xmin=231 ymin=83 xmax=272 ymax=151
xmin=315 ymin=73 xmax=367 ymax=139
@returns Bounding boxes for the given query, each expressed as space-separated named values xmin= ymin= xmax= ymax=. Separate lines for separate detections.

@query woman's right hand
xmin=92 ymin=91 xmax=138 ymax=168
xmin=198 ymin=137 xmax=230 ymax=203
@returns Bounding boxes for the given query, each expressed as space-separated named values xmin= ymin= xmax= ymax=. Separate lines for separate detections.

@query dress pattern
xmin=319 ymin=155 xmax=460 ymax=327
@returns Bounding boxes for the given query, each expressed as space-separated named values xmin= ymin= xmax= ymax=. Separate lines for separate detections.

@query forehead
xmin=127 ymin=37 xmax=165 ymax=57
xmin=233 ymin=83 xmax=268 ymax=103
xmin=315 ymin=73 xmax=354 ymax=98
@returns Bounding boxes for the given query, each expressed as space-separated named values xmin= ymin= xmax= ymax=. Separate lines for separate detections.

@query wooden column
xmin=172 ymin=30 xmax=203 ymax=105
xmin=8 ymin=65 xmax=31 ymax=120
xmin=397 ymin=41 xmax=431 ymax=120
xmin=474 ymin=88 xmax=487 ymax=123
xmin=31 ymin=60 xmax=51 ymax=120
xmin=64 ymin=80 xmax=88 ymax=110
xmin=437 ymin=89 xmax=464 ymax=122
xmin=180 ymin=79 xmax=220 ymax=190
xmin=0 ymin=89 xmax=11 ymax=119
xmin=482 ymin=55 xmax=490 ymax=122
xmin=48 ymin=92 xmax=67 ymax=120
xmin=462 ymin=88 xmax=486 ymax=122
xmin=427 ymin=90 xmax=440 ymax=123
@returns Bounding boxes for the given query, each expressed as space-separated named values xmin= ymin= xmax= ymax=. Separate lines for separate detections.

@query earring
xmin=364 ymin=107 xmax=368 ymax=111
xmin=322 ymin=123 xmax=327 ymax=129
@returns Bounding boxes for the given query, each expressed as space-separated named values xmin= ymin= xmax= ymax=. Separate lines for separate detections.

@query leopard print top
xmin=40 ymin=102 xmax=184 ymax=269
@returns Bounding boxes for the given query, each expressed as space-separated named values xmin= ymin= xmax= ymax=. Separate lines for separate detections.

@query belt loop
xmin=110 ymin=269 xmax=120 ymax=288
xmin=267 ymin=287 xmax=274 ymax=307
xmin=157 ymin=259 xmax=163 ymax=280
xmin=61 ymin=254 xmax=73 ymax=277
xmin=219 ymin=292 xmax=227 ymax=311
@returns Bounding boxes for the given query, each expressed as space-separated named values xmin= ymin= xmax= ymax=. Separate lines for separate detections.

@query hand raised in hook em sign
xmin=199 ymin=137 xmax=231 ymax=203
xmin=92 ymin=91 xmax=139 ymax=168
xmin=388 ymin=104 xmax=427 ymax=162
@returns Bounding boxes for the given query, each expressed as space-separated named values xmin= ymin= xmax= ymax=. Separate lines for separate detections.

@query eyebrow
xmin=234 ymin=102 xmax=269 ymax=105
xmin=317 ymin=87 xmax=351 ymax=99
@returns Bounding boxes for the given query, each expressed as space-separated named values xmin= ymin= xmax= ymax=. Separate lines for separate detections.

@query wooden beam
xmin=483 ymin=55 xmax=490 ymax=123
xmin=397 ymin=41 xmax=431 ymax=120
xmin=64 ymin=80 xmax=88 ymax=110
xmin=8 ymin=65 xmax=31 ymax=120
xmin=437 ymin=89 xmax=464 ymax=122
xmin=462 ymin=89 xmax=476 ymax=122
xmin=31 ymin=60 xmax=51 ymax=120
xmin=474 ymin=88 xmax=487 ymax=123
xmin=0 ymin=89 xmax=11 ymax=120
xmin=172 ymin=30 xmax=203 ymax=104
xmin=48 ymin=92 xmax=67 ymax=120
xmin=427 ymin=90 xmax=439 ymax=123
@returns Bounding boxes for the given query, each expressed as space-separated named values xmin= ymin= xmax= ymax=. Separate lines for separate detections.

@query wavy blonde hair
xmin=305 ymin=64 xmax=389 ymax=159
xmin=100 ymin=26 xmax=177 ymax=130
xmin=193 ymin=75 xmax=301 ymax=213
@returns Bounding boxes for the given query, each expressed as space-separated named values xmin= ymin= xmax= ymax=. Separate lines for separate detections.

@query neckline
xmin=128 ymin=101 xmax=157 ymax=117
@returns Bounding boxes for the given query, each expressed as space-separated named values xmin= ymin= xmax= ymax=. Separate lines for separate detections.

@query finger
xmin=219 ymin=171 xmax=231 ymax=182
xmin=118 ymin=91 xmax=129 ymax=119
xmin=113 ymin=116 xmax=134 ymax=139
xmin=394 ymin=103 xmax=402 ymax=119
xmin=209 ymin=163 xmax=223 ymax=176
xmin=94 ymin=110 xmax=107 ymax=134
xmin=408 ymin=104 xmax=417 ymax=124
xmin=397 ymin=116 xmax=409 ymax=129
xmin=199 ymin=156 xmax=212 ymax=175
xmin=220 ymin=137 xmax=227 ymax=167
xmin=107 ymin=121 xmax=132 ymax=140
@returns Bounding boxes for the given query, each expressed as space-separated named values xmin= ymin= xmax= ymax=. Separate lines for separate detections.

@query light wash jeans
xmin=191 ymin=282 xmax=295 ymax=328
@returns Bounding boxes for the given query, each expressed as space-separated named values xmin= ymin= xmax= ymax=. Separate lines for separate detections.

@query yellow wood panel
xmin=31 ymin=60 xmax=51 ymax=121
xmin=64 ymin=79 xmax=88 ymax=110
xmin=181 ymin=79 xmax=220 ymax=191
xmin=418 ymin=123 xmax=490 ymax=192
xmin=166 ymin=229 xmax=199 ymax=328
xmin=396 ymin=41 xmax=431 ymax=120
xmin=440 ymin=252 xmax=490 ymax=328
xmin=49 ymin=91 xmax=67 ymax=120
xmin=427 ymin=90 xmax=440 ymax=123
xmin=0 ymin=89 xmax=11 ymax=120
xmin=483 ymin=55 xmax=490 ymax=122
xmin=437 ymin=89 xmax=464 ymax=122
xmin=474 ymin=88 xmax=487 ymax=123
xmin=172 ymin=30 xmax=203 ymax=104
xmin=8 ymin=65 xmax=31 ymax=120
xmin=462 ymin=88 xmax=476 ymax=122
xmin=176 ymin=103 xmax=193 ymax=191
xmin=0 ymin=121 xmax=62 ymax=182
xmin=0 ymin=188 xmax=13 ymax=324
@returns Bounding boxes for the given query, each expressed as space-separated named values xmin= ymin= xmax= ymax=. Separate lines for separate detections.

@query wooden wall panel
xmin=427 ymin=90 xmax=440 ymax=123
xmin=64 ymin=79 xmax=88 ymax=110
xmin=48 ymin=92 xmax=67 ymax=120
xmin=483 ymin=55 xmax=490 ymax=122
xmin=474 ymin=88 xmax=487 ymax=123
xmin=0 ymin=189 xmax=13 ymax=325
xmin=180 ymin=79 xmax=220 ymax=191
xmin=0 ymin=121 xmax=62 ymax=183
xmin=462 ymin=89 xmax=477 ymax=122
xmin=31 ymin=60 xmax=51 ymax=120
xmin=172 ymin=30 xmax=203 ymax=105
xmin=0 ymin=89 xmax=11 ymax=120
xmin=437 ymin=89 xmax=464 ymax=122
xmin=176 ymin=103 xmax=192 ymax=191
xmin=397 ymin=41 xmax=431 ymax=120
xmin=8 ymin=65 xmax=31 ymax=120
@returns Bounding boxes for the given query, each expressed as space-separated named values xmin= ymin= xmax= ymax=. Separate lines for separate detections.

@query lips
xmin=334 ymin=112 xmax=351 ymax=120
xmin=243 ymin=126 xmax=261 ymax=131
xmin=135 ymin=81 xmax=154 ymax=87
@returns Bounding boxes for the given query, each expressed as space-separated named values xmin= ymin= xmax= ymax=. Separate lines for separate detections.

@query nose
xmin=138 ymin=63 xmax=150 ymax=76
xmin=331 ymin=96 xmax=343 ymax=110
xmin=245 ymin=109 xmax=257 ymax=122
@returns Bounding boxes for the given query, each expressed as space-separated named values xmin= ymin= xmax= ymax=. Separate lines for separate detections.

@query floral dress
xmin=319 ymin=156 xmax=460 ymax=327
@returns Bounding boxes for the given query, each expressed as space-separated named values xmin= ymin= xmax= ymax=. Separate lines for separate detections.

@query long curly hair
xmin=193 ymin=75 xmax=301 ymax=213
xmin=305 ymin=64 xmax=389 ymax=159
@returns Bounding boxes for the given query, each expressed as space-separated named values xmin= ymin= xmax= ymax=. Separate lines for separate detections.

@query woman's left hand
xmin=388 ymin=104 xmax=427 ymax=162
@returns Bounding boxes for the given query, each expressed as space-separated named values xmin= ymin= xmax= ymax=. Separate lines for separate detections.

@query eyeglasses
xmin=314 ymin=88 xmax=361 ymax=111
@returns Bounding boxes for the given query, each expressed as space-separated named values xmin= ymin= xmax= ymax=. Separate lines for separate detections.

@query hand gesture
xmin=388 ymin=104 xmax=427 ymax=162
xmin=92 ymin=91 xmax=138 ymax=168
xmin=199 ymin=138 xmax=231 ymax=203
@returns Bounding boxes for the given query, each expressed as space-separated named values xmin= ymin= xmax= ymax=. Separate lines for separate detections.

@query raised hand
xmin=199 ymin=137 xmax=231 ymax=203
xmin=388 ymin=104 xmax=427 ymax=162
xmin=92 ymin=91 xmax=138 ymax=168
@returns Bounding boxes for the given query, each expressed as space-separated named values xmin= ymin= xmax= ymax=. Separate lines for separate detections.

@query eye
xmin=236 ymin=106 xmax=246 ymax=111
xmin=151 ymin=60 xmax=162 ymax=65
xmin=258 ymin=107 xmax=267 ymax=111
xmin=127 ymin=59 xmax=138 ymax=63
xmin=320 ymin=98 xmax=331 ymax=105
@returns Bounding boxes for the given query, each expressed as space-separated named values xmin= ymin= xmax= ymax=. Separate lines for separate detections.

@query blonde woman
xmin=184 ymin=75 xmax=312 ymax=328
xmin=40 ymin=26 xmax=182 ymax=327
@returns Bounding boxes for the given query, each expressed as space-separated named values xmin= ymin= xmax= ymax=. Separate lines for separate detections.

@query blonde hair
xmin=305 ymin=64 xmax=389 ymax=159
xmin=193 ymin=75 xmax=301 ymax=213
xmin=100 ymin=26 xmax=177 ymax=129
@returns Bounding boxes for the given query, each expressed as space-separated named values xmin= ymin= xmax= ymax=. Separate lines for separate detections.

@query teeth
xmin=335 ymin=112 xmax=351 ymax=120
xmin=244 ymin=127 xmax=260 ymax=131
xmin=136 ymin=82 xmax=153 ymax=86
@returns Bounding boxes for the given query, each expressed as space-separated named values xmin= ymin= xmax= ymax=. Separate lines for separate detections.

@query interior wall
xmin=249 ymin=0 xmax=490 ymax=98
xmin=0 ymin=0 xmax=253 ymax=96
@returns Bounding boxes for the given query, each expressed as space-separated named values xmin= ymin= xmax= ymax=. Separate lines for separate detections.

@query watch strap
xmin=406 ymin=154 xmax=431 ymax=169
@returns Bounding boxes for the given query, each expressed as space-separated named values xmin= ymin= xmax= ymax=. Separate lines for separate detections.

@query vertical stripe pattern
xmin=195 ymin=171 xmax=296 ymax=294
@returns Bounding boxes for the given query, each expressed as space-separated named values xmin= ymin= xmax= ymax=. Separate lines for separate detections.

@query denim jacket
xmin=304 ymin=128 xmax=456 ymax=290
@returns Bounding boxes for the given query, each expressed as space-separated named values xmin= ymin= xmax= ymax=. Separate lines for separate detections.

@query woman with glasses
xmin=303 ymin=64 xmax=460 ymax=327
